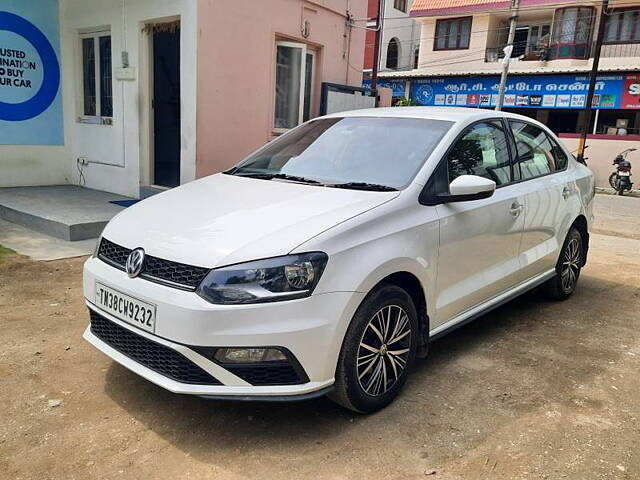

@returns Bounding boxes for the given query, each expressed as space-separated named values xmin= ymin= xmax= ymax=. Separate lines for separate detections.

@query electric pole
xmin=577 ymin=0 xmax=608 ymax=164
xmin=370 ymin=0 xmax=384 ymax=95
xmin=496 ymin=0 xmax=520 ymax=111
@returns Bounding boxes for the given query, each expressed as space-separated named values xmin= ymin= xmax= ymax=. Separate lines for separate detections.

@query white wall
xmin=63 ymin=0 xmax=197 ymax=197
xmin=379 ymin=0 xmax=420 ymax=72
xmin=0 ymin=0 xmax=197 ymax=198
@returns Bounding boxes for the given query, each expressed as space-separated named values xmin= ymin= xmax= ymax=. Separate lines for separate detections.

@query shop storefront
xmin=375 ymin=72 xmax=640 ymax=136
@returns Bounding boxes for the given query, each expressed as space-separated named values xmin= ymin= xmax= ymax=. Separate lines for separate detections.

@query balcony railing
xmin=486 ymin=41 xmax=640 ymax=63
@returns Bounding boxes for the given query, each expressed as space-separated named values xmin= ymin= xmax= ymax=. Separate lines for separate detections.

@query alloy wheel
xmin=561 ymin=237 xmax=581 ymax=293
xmin=357 ymin=305 xmax=412 ymax=397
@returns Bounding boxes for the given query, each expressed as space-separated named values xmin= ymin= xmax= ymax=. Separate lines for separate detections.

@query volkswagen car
xmin=83 ymin=107 xmax=594 ymax=413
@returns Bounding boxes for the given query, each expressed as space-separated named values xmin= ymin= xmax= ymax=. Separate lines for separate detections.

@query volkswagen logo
xmin=125 ymin=248 xmax=145 ymax=278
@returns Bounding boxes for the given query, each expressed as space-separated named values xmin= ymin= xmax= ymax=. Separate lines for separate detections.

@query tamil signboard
xmin=410 ymin=74 xmax=636 ymax=110
xmin=0 ymin=0 xmax=62 ymax=145
xmin=362 ymin=79 xmax=407 ymax=97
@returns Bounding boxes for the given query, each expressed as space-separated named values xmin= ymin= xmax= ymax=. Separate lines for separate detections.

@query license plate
xmin=95 ymin=283 xmax=156 ymax=333
xmin=619 ymin=171 xmax=630 ymax=176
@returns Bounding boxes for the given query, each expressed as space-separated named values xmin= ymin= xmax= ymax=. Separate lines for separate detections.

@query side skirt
xmin=429 ymin=269 xmax=556 ymax=341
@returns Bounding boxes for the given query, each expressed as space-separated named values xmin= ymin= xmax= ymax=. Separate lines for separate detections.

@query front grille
xmin=224 ymin=363 xmax=304 ymax=386
xmin=98 ymin=237 xmax=130 ymax=268
xmin=89 ymin=310 xmax=222 ymax=385
xmin=97 ymin=238 xmax=210 ymax=291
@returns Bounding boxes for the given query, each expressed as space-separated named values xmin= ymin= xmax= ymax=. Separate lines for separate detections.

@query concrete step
xmin=0 ymin=185 xmax=132 ymax=241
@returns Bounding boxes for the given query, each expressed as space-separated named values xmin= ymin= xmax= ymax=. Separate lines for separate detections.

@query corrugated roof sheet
xmin=378 ymin=65 xmax=640 ymax=78
xmin=411 ymin=0 xmax=565 ymax=17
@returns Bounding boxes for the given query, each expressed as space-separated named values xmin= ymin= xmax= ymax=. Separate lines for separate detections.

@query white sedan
xmin=83 ymin=107 xmax=594 ymax=413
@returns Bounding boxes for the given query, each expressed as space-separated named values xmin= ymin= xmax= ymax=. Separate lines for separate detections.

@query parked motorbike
xmin=609 ymin=148 xmax=636 ymax=196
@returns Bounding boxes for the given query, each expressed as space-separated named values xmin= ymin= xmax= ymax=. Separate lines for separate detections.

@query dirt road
xmin=1 ymin=195 xmax=639 ymax=479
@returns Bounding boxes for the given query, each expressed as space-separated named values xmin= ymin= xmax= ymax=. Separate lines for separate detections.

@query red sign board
xmin=621 ymin=74 xmax=640 ymax=109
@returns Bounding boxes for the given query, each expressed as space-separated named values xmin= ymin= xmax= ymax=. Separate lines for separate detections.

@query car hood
xmin=101 ymin=173 xmax=398 ymax=268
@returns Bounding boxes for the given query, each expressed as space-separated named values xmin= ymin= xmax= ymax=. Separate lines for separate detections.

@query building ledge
xmin=559 ymin=133 xmax=640 ymax=141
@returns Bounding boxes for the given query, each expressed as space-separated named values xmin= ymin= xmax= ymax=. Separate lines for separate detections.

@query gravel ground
xmin=1 ymin=195 xmax=639 ymax=480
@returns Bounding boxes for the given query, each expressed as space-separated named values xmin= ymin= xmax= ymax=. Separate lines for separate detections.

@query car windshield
xmin=226 ymin=117 xmax=453 ymax=190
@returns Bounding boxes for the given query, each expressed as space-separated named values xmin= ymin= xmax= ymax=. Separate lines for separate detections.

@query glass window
xmin=80 ymin=32 xmax=112 ymax=118
xmin=434 ymin=17 xmax=472 ymax=51
xmin=605 ymin=10 xmax=640 ymax=43
xmin=393 ymin=0 xmax=407 ymax=13
xmin=82 ymin=38 xmax=96 ymax=116
xmin=550 ymin=7 xmax=594 ymax=59
xmin=446 ymin=121 xmax=512 ymax=186
xmin=274 ymin=42 xmax=314 ymax=130
xmin=510 ymin=121 xmax=558 ymax=179
xmin=229 ymin=117 xmax=452 ymax=190
xmin=303 ymin=52 xmax=314 ymax=122
xmin=99 ymin=36 xmax=112 ymax=117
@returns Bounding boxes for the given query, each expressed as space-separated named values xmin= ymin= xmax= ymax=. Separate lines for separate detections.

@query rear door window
xmin=509 ymin=121 xmax=558 ymax=179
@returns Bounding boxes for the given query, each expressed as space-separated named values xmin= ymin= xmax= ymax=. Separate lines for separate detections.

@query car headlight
xmin=196 ymin=252 xmax=328 ymax=304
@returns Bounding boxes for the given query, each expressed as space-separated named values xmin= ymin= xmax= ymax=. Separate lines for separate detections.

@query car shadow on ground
xmin=103 ymin=271 xmax=626 ymax=465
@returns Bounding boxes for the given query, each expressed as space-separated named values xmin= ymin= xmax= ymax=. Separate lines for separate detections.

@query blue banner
xmin=363 ymin=79 xmax=406 ymax=97
xmin=0 ymin=0 xmax=63 ymax=144
xmin=410 ymin=74 xmax=626 ymax=110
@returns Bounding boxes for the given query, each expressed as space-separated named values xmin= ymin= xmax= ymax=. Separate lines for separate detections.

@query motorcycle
xmin=609 ymin=148 xmax=636 ymax=196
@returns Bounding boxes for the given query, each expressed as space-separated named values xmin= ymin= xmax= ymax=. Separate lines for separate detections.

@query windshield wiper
xmin=231 ymin=172 xmax=322 ymax=185
xmin=325 ymin=182 xmax=398 ymax=192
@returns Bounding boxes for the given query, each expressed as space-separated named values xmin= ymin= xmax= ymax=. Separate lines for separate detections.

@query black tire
xmin=329 ymin=284 xmax=418 ymax=413
xmin=609 ymin=172 xmax=617 ymax=189
xmin=544 ymin=227 xmax=583 ymax=301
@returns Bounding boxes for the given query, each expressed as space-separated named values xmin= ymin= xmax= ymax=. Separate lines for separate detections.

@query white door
xmin=507 ymin=120 xmax=579 ymax=281
xmin=433 ymin=120 xmax=525 ymax=327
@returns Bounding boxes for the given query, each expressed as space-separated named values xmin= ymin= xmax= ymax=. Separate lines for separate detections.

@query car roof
xmin=323 ymin=106 xmax=535 ymax=124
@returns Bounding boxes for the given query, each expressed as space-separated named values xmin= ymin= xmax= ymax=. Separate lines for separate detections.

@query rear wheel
xmin=545 ymin=227 xmax=583 ymax=300
xmin=329 ymin=284 xmax=418 ymax=413
xmin=609 ymin=172 xmax=617 ymax=189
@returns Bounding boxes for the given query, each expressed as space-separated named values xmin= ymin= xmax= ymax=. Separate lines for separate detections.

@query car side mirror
xmin=439 ymin=175 xmax=496 ymax=203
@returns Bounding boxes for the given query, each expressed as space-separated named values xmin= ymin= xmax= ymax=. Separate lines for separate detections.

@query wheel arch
xmin=571 ymin=214 xmax=589 ymax=266
xmin=368 ymin=271 xmax=430 ymax=358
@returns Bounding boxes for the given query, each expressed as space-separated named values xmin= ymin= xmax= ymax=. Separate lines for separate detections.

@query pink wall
xmin=196 ymin=0 xmax=366 ymax=177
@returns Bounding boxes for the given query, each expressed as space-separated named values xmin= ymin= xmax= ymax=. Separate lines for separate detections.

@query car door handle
xmin=562 ymin=186 xmax=572 ymax=199
xmin=509 ymin=202 xmax=523 ymax=217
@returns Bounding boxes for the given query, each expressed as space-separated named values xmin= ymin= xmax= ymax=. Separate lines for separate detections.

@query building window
xmin=274 ymin=41 xmax=315 ymax=130
xmin=549 ymin=7 xmax=594 ymax=59
xmin=394 ymin=0 xmax=407 ymax=13
xmin=434 ymin=17 xmax=472 ymax=51
xmin=386 ymin=38 xmax=400 ymax=69
xmin=605 ymin=9 xmax=640 ymax=44
xmin=80 ymin=31 xmax=112 ymax=119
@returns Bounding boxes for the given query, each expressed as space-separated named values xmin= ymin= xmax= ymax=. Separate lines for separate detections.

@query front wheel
xmin=545 ymin=227 xmax=583 ymax=300
xmin=329 ymin=284 xmax=418 ymax=413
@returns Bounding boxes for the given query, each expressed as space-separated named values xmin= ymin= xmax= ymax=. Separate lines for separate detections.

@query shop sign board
xmin=362 ymin=79 xmax=407 ymax=97
xmin=410 ymin=74 xmax=637 ymax=110
xmin=0 ymin=0 xmax=62 ymax=145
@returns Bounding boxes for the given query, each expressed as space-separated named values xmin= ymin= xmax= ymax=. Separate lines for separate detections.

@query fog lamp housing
xmin=214 ymin=347 xmax=287 ymax=364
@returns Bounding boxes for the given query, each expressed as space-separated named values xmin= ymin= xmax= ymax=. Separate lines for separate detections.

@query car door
xmin=431 ymin=119 xmax=525 ymax=328
xmin=507 ymin=120 xmax=578 ymax=282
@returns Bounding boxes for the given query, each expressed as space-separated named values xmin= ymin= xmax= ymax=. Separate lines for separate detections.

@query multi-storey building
xmin=363 ymin=0 xmax=421 ymax=98
xmin=379 ymin=0 xmax=640 ymax=184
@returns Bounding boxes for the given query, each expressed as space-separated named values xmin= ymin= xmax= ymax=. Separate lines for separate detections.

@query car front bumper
xmin=83 ymin=257 xmax=364 ymax=398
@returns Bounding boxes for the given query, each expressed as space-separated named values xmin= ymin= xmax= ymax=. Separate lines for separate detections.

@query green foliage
xmin=0 ymin=245 xmax=16 ymax=263
xmin=394 ymin=97 xmax=416 ymax=107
